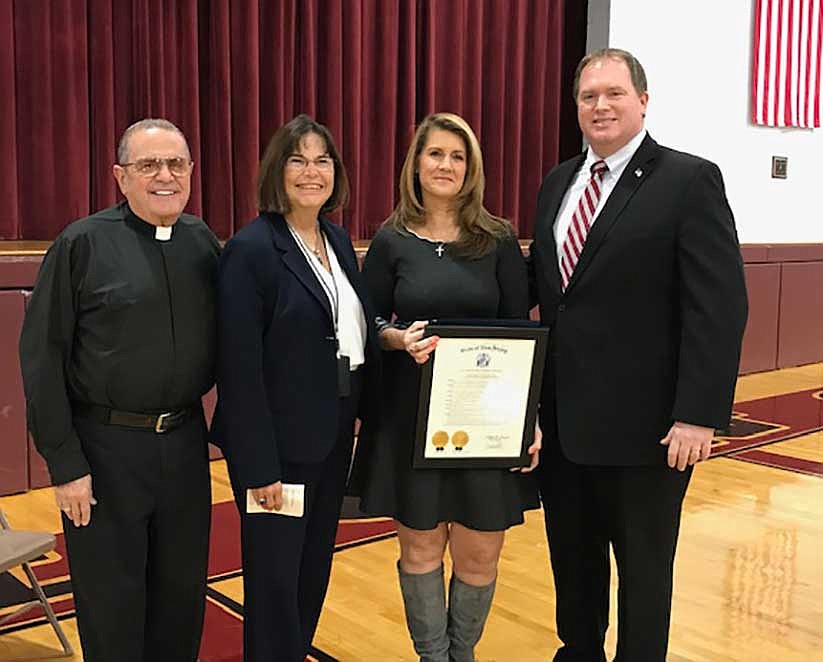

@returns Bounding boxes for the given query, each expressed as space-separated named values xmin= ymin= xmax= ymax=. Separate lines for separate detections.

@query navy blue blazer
xmin=529 ymin=135 xmax=748 ymax=466
xmin=212 ymin=213 xmax=380 ymax=489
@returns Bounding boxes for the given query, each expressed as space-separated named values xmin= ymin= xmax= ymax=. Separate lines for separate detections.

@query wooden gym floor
xmin=1 ymin=363 xmax=821 ymax=661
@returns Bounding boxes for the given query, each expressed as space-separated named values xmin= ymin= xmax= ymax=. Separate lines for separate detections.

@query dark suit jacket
xmin=212 ymin=213 xmax=380 ymax=488
xmin=530 ymin=135 xmax=748 ymax=466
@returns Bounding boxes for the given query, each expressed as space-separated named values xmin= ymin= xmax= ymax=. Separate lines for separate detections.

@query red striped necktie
xmin=560 ymin=159 xmax=609 ymax=291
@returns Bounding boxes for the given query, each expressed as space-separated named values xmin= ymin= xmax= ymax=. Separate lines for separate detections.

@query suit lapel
xmin=565 ymin=135 xmax=660 ymax=293
xmin=320 ymin=218 xmax=357 ymax=285
xmin=541 ymin=154 xmax=585 ymax=293
xmin=267 ymin=214 xmax=333 ymax=320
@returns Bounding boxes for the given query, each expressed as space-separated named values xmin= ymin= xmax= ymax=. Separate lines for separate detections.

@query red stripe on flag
xmin=802 ymin=0 xmax=811 ymax=126
xmin=786 ymin=0 xmax=795 ymax=126
xmin=753 ymin=0 xmax=823 ymax=127
xmin=764 ymin=0 xmax=774 ymax=123
xmin=776 ymin=0 xmax=784 ymax=125
xmin=753 ymin=2 xmax=761 ymax=123
xmin=815 ymin=0 xmax=822 ymax=125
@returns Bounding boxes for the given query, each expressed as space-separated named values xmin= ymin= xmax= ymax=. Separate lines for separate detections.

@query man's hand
xmin=55 ymin=474 xmax=97 ymax=527
xmin=660 ymin=421 xmax=715 ymax=471
xmin=512 ymin=423 xmax=542 ymax=473
xmin=251 ymin=482 xmax=283 ymax=511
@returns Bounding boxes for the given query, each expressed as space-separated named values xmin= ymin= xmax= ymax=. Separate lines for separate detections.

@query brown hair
xmin=257 ymin=114 xmax=350 ymax=215
xmin=573 ymin=48 xmax=648 ymax=99
xmin=387 ymin=112 xmax=512 ymax=258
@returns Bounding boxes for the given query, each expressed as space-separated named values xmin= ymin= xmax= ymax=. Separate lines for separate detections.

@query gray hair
xmin=116 ymin=118 xmax=190 ymax=163
xmin=573 ymin=48 xmax=648 ymax=99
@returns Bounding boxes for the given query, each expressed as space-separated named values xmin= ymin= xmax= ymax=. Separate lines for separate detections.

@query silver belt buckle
xmin=155 ymin=412 xmax=172 ymax=433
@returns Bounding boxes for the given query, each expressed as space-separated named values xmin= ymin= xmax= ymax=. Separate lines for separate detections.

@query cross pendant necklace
xmin=435 ymin=243 xmax=445 ymax=258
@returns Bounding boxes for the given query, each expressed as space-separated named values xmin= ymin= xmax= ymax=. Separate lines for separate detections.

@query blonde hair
xmin=387 ymin=112 xmax=512 ymax=258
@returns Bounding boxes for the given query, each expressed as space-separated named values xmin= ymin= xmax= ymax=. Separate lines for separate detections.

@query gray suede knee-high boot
xmin=398 ymin=562 xmax=450 ymax=662
xmin=446 ymin=573 xmax=496 ymax=662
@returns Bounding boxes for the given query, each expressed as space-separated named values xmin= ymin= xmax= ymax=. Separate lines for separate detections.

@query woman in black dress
xmin=353 ymin=113 xmax=540 ymax=662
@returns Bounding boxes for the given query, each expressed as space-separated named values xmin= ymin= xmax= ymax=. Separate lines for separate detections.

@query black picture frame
xmin=413 ymin=321 xmax=549 ymax=469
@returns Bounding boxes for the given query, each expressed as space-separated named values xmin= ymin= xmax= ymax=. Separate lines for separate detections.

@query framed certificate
xmin=413 ymin=322 xmax=549 ymax=469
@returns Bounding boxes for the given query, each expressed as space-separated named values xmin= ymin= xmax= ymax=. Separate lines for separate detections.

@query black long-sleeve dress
xmin=351 ymin=225 xmax=539 ymax=531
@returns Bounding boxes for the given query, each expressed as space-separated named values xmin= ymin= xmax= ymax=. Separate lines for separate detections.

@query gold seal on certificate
xmin=451 ymin=430 xmax=469 ymax=450
xmin=431 ymin=430 xmax=449 ymax=451
xmin=413 ymin=322 xmax=549 ymax=469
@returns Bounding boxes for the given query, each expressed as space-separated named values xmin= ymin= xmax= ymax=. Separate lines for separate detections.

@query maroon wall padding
xmin=0 ymin=291 xmax=29 ymax=495
xmin=28 ymin=435 xmax=51 ymax=489
xmin=777 ymin=262 xmax=823 ymax=368
xmin=0 ymin=256 xmax=42 ymax=287
xmin=740 ymin=244 xmax=769 ymax=262
xmin=739 ymin=263 xmax=781 ymax=374
xmin=767 ymin=244 xmax=823 ymax=262
xmin=22 ymin=290 xmax=52 ymax=488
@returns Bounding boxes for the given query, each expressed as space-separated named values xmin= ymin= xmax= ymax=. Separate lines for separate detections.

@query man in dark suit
xmin=529 ymin=49 xmax=748 ymax=661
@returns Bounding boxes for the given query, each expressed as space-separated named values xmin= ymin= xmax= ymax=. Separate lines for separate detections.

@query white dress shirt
xmin=553 ymin=129 xmax=647 ymax=267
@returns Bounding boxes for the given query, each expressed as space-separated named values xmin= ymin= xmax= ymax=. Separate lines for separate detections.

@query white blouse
xmin=287 ymin=222 xmax=366 ymax=370
xmin=317 ymin=233 xmax=366 ymax=369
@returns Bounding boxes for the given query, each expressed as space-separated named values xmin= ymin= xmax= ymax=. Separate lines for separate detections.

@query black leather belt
xmin=74 ymin=403 xmax=194 ymax=433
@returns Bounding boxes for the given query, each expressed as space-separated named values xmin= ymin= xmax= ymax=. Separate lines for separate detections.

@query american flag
xmin=752 ymin=0 xmax=823 ymax=128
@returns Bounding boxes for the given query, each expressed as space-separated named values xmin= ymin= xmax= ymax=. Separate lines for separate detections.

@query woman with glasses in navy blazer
xmin=212 ymin=114 xmax=379 ymax=662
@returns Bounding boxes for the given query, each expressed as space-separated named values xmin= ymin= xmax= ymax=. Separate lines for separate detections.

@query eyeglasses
xmin=119 ymin=157 xmax=193 ymax=177
xmin=285 ymin=155 xmax=334 ymax=172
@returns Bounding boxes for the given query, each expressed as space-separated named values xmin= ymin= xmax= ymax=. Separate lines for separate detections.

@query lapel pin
xmin=634 ymin=168 xmax=643 ymax=178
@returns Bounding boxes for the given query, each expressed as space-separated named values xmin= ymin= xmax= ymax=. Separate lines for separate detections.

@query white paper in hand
xmin=246 ymin=484 xmax=305 ymax=517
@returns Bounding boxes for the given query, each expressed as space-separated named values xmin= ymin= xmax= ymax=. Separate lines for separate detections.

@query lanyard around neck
xmin=287 ymin=222 xmax=339 ymax=335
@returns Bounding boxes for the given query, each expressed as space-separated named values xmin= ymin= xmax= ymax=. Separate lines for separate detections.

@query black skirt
xmin=350 ymin=350 xmax=540 ymax=531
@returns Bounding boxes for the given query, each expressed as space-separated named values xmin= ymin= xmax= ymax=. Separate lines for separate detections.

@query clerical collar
xmin=123 ymin=202 xmax=176 ymax=241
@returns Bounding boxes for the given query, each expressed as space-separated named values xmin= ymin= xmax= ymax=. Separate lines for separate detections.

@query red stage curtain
xmin=0 ymin=0 xmax=585 ymax=241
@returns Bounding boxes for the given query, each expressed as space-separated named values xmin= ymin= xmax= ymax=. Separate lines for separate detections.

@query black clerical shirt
xmin=19 ymin=202 xmax=220 ymax=485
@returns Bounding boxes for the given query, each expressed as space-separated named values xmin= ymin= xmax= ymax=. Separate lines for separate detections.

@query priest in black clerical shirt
xmin=19 ymin=118 xmax=220 ymax=662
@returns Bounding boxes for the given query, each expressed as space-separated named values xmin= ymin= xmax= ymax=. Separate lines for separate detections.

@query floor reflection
xmin=723 ymin=528 xmax=797 ymax=641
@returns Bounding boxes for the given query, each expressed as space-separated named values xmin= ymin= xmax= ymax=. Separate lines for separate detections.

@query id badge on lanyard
xmin=337 ymin=353 xmax=351 ymax=398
